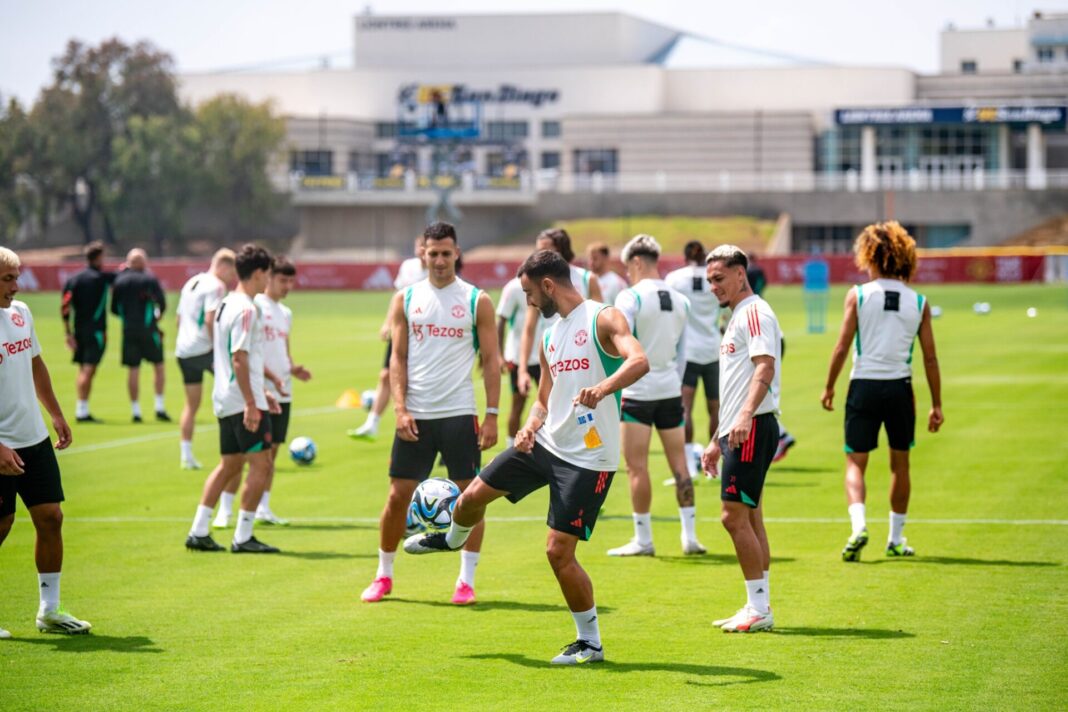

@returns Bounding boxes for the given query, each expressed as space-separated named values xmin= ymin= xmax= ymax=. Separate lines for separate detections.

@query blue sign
xmin=835 ymin=105 xmax=1067 ymax=127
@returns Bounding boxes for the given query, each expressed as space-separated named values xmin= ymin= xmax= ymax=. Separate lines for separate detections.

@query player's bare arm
xmin=32 ymin=355 xmax=72 ymax=450
xmin=61 ymin=289 xmax=75 ymax=351
xmin=0 ymin=442 xmax=25 ymax=475
xmin=496 ymin=315 xmax=509 ymax=372
xmin=821 ymin=288 xmax=859 ymax=411
xmin=588 ymin=274 xmax=603 ymax=302
xmin=231 ymin=349 xmax=260 ymax=433
xmin=727 ymin=356 xmax=776 ymax=450
xmin=574 ymin=306 xmax=648 ymax=408
xmin=516 ymin=304 xmax=540 ymax=395
xmin=388 ymin=290 xmax=418 ymax=442
xmin=516 ymin=346 xmax=553 ymax=453
xmin=476 ymin=292 xmax=501 ymax=450
xmin=917 ymin=301 xmax=944 ymax=433
xmin=264 ymin=365 xmax=288 ymax=398
xmin=286 ymin=338 xmax=311 ymax=381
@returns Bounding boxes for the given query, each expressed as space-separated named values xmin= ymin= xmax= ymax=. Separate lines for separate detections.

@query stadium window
xmin=542 ymin=120 xmax=561 ymax=138
xmin=290 ymin=150 xmax=333 ymax=176
xmin=1013 ymin=59 xmax=1024 ymax=73
xmin=486 ymin=121 xmax=529 ymax=141
xmin=961 ymin=60 xmax=977 ymax=74
xmin=573 ymin=149 xmax=618 ymax=175
xmin=1037 ymin=47 xmax=1054 ymax=62
xmin=375 ymin=122 xmax=397 ymax=139
xmin=541 ymin=151 xmax=561 ymax=170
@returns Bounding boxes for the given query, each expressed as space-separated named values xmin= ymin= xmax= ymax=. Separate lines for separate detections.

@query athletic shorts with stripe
xmin=845 ymin=377 xmax=915 ymax=452
xmin=218 ymin=411 xmax=272 ymax=455
xmin=72 ymin=330 xmax=106 ymax=365
xmin=389 ymin=414 xmax=481 ymax=482
xmin=479 ymin=443 xmax=614 ymax=541
xmin=121 ymin=329 xmax=163 ymax=366
xmin=719 ymin=412 xmax=778 ymax=508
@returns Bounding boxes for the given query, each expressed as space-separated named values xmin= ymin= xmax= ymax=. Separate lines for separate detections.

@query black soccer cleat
xmin=156 ymin=411 xmax=172 ymax=422
xmin=132 ymin=414 xmax=143 ymax=423
xmin=230 ymin=536 xmax=280 ymax=554
xmin=76 ymin=414 xmax=103 ymax=423
xmin=403 ymin=531 xmax=459 ymax=555
xmin=185 ymin=534 xmax=224 ymax=552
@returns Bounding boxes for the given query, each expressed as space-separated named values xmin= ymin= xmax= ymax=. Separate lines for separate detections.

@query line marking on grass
xmin=60 ymin=516 xmax=1068 ymax=526
xmin=56 ymin=406 xmax=343 ymax=457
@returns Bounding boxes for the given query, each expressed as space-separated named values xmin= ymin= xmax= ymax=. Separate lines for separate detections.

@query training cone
xmin=336 ymin=388 xmax=363 ymax=409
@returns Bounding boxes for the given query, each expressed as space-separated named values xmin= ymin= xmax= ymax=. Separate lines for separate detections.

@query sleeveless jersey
xmin=176 ymin=272 xmax=226 ymax=358
xmin=403 ymin=277 xmax=481 ymax=419
xmin=212 ymin=291 xmax=267 ymax=418
xmin=540 ymin=265 xmax=597 ymax=333
xmin=615 ymin=279 xmax=689 ymax=401
xmin=596 ymin=270 xmax=628 ymax=307
xmin=851 ymin=279 xmax=925 ymax=381
xmin=665 ymin=264 xmax=722 ymax=365
xmin=497 ymin=277 xmax=542 ymax=366
xmin=536 ymin=300 xmax=624 ymax=471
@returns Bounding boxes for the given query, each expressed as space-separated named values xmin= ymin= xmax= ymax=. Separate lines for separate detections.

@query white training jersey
xmin=212 ymin=291 xmax=268 ymax=418
xmin=0 ymin=301 xmax=49 ymax=448
xmin=175 ymin=272 xmax=226 ymax=358
xmin=717 ymin=295 xmax=781 ymax=439
xmin=394 ymin=257 xmax=427 ymax=290
xmin=596 ymin=270 xmax=628 ymax=307
xmin=255 ymin=294 xmax=293 ymax=403
xmin=403 ymin=277 xmax=481 ymax=419
xmin=850 ymin=279 xmax=925 ymax=381
xmin=665 ymin=264 xmax=722 ymax=365
xmin=536 ymin=300 xmax=624 ymax=472
xmin=496 ymin=277 xmax=542 ymax=366
xmin=615 ymin=279 xmax=689 ymax=401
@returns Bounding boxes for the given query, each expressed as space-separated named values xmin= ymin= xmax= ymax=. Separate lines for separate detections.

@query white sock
xmin=745 ymin=578 xmax=770 ymax=614
xmin=889 ymin=511 xmax=907 ymax=545
xmin=131 ymin=401 xmax=142 ymax=418
xmin=180 ymin=440 xmax=194 ymax=460
xmin=154 ymin=394 xmax=165 ymax=412
xmin=848 ymin=502 xmax=867 ymax=535
xmin=571 ymin=606 xmax=601 ymax=648
xmin=376 ymin=549 xmax=395 ymax=579
xmin=445 ymin=520 xmax=474 ymax=550
xmin=75 ymin=400 xmax=89 ymax=418
xmin=364 ymin=412 xmax=381 ymax=428
xmin=233 ymin=509 xmax=256 ymax=545
xmin=218 ymin=492 xmax=235 ymax=519
xmin=458 ymin=550 xmax=480 ymax=587
xmin=506 ymin=436 xmax=514 ymax=449
xmin=191 ymin=504 xmax=213 ymax=537
xmin=778 ymin=419 xmax=786 ymax=437
xmin=763 ymin=570 xmax=770 ymax=599
xmin=679 ymin=506 xmax=697 ymax=542
xmin=38 ymin=572 xmax=61 ymax=615
xmin=258 ymin=490 xmax=272 ymax=513
xmin=633 ymin=512 xmax=653 ymax=546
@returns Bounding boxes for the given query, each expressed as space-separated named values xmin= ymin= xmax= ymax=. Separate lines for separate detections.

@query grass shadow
xmin=656 ymin=554 xmax=796 ymax=565
xmin=773 ymin=627 xmax=914 ymax=639
xmin=867 ymin=556 xmax=1059 ymax=568
xmin=276 ymin=551 xmax=374 ymax=561
xmin=466 ymin=653 xmax=780 ymax=686
xmin=278 ymin=523 xmax=376 ymax=532
xmin=769 ymin=466 xmax=833 ymax=474
xmin=389 ymin=597 xmax=614 ymax=614
xmin=763 ymin=480 xmax=817 ymax=488
xmin=5 ymin=634 xmax=162 ymax=653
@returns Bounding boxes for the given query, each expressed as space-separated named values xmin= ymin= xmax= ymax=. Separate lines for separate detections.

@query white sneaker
xmin=0 ymin=627 xmax=10 ymax=639
xmin=719 ymin=605 xmax=774 ymax=633
xmin=36 ymin=609 xmax=92 ymax=635
xmin=347 ymin=421 xmax=378 ymax=440
xmin=255 ymin=509 xmax=289 ymax=526
xmin=607 ymin=539 xmax=655 ymax=557
xmin=550 ymin=639 xmax=604 ymax=665
xmin=212 ymin=514 xmax=230 ymax=529
xmin=681 ymin=538 xmax=707 ymax=555
xmin=180 ymin=456 xmax=202 ymax=470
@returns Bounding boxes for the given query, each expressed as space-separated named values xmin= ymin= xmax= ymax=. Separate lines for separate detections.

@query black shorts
xmin=479 ymin=443 xmax=614 ymax=541
xmin=270 ymin=402 xmax=291 ymax=444
xmin=0 ymin=438 xmax=64 ymax=518
xmin=218 ymin=410 xmax=272 ymax=456
xmin=389 ymin=414 xmax=481 ymax=482
xmin=72 ymin=330 xmax=106 ymax=366
xmin=508 ymin=363 xmax=542 ymax=395
xmin=122 ymin=329 xmax=163 ymax=367
xmin=845 ymin=378 xmax=915 ymax=453
xmin=719 ymin=412 xmax=779 ymax=508
xmin=177 ymin=352 xmax=214 ymax=385
xmin=622 ymin=396 xmax=685 ymax=430
xmin=382 ymin=341 xmax=392 ymax=369
xmin=682 ymin=361 xmax=719 ymax=399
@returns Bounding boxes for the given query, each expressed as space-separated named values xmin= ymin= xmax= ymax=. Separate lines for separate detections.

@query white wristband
xmin=485 ymin=407 xmax=499 ymax=416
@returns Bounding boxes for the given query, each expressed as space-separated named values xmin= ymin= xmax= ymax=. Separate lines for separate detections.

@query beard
xmin=538 ymin=298 xmax=559 ymax=319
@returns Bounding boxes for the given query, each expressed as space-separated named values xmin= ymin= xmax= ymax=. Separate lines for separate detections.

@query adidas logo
xmin=725 ymin=485 xmax=737 ymax=495
xmin=570 ymin=517 xmax=582 ymax=528
xmin=40 ymin=582 xmax=49 ymax=588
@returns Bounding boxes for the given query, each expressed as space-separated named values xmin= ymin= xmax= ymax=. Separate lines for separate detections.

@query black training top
xmin=62 ymin=267 xmax=116 ymax=335
xmin=111 ymin=269 xmax=166 ymax=332
xmin=746 ymin=264 xmax=767 ymax=297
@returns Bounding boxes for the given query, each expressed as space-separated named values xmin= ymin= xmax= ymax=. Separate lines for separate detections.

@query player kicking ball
xmin=0 ymin=247 xmax=91 ymax=635
xmin=701 ymin=245 xmax=782 ymax=633
xmin=405 ymin=250 xmax=649 ymax=664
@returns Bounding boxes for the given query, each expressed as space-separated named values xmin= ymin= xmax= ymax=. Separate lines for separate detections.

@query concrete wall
xmin=940 ymin=28 xmax=1029 ymax=74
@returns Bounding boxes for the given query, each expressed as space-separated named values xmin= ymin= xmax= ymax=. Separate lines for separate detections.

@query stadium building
xmin=177 ymin=11 xmax=1068 ymax=254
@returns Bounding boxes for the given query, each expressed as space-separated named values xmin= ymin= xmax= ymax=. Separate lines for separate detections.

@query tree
xmin=0 ymin=97 xmax=38 ymax=242
xmin=195 ymin=94 xmax=286 ymax=240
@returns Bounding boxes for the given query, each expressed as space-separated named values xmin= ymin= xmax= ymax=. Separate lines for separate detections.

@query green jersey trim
xmin=591 ymin=305 xmax=625 ymax=411
xmin=853 ymin=285 xmax=863 ymax=356
xmin=470 ymin=288 xmax=480 ymax=354
xmin=907 ymin=294 xmax=926 ymax=365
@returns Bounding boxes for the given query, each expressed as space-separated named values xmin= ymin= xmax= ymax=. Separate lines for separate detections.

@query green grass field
xmin=2 ymin=284 xmax=1067 ymax=711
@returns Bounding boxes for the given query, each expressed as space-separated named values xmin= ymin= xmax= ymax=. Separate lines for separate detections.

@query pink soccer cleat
xmin=451 ymin=582 xmax=476 ymax=606
xmin=360 ymin=576 xmax=393 ymax=603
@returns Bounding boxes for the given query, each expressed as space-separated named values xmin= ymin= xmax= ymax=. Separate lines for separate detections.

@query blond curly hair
xmin=853 ymin=221 xmax=917 ymax=281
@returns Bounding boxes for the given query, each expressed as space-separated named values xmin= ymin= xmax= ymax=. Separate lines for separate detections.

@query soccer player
xmin=111 ymin=249 xmax=170 ymax=423
xmin=820 ymin=221 xmax=943 ymax=561
xmin=361 ymin=222 xmax=500 ymax=606
xmin=405 ymin=249 xmax=648 ymax=664
xmin=349 ymin=236 xmax=427 ymax=440
xmin=665 ymin=240 xmax=723 ymax=478
xmin=0 ymin=246 xmax=91 ymax=635
xmin=586 ymin=242 xmax=627 ymax=306
xmin=175 ymin=249 xmax=236 ymax=469
xmin=516 ymin=228 xmax=602 ymax=396
xmin=496 ymin=274 xmax=544 ymax=448
xmin=61 ymin=241 xmax=116 ymax=423
xmin=606 ymin=234 xmax=704 ymax=557
xmin=701 ymin=245 xmax=782 ymax=633
xmin=747 ymin=254 xmax=796 ymax=462
xmin=185 ymin=244 xmax=281 ymax=554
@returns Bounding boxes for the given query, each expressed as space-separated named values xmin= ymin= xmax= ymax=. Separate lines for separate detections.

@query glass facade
xmin=817 ymin=124 xmax=1002 ymax=173
xmin=573 ymin=149 xmax=618 ymax=174
xmin=290 ymin=150 xmax=333 ymax=176
xmin=485 ymin=121 xmax=529 ymax=141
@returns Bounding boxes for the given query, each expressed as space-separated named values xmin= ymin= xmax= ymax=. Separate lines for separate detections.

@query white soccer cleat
xmin=718 ymin=605 xmax=774 ymax=633
xmin=212 ymin=514 xmax=230 ymax=529
xmin=180 ymin=456 xmax=202 ymax=470
xmin=36 ymin=609 xmax=92 ymax=635
xmin=550 ymin=639 xmax=604 ymax=665
xmin=681 ymin=538 xmax=707 ymax=555
xmin=606 ymin=539 xmax=655 ymax=557
xmin=347 ymin=421 xmax=378 ymax=440
xmin=0 ymin=626 xmax=10 ymax=639
xmin=255 ymin=510 xmax=289 ymax=526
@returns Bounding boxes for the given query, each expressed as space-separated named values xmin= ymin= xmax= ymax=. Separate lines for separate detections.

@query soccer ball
xmin=405 ymin=502 xmax=427 ymax=537
xmin=410 ymin=477 xmax=461 ymax=532
xmin=288 ymin=436 xmax=316 ymax=465
xmin=361 ymin=389 xmax=376 ymax=410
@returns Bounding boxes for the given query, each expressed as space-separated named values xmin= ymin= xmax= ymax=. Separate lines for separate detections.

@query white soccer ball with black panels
xmin=410 ymin=477 xmax=461 ymax=532
xmin=288 ymin=436 xmax=317 ymax=465
xmin=361 ymin=389 xmax=376 ymax=410
xmin=405 ymin=501 xmax=426 ymax=537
